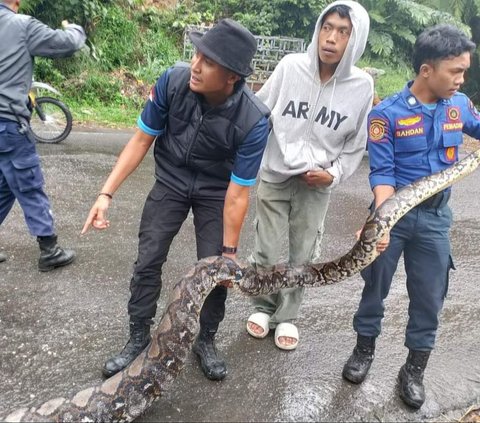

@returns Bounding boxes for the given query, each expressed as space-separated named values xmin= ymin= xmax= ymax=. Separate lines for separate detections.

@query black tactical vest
xmin=154 ymin=64 xmax=269 ymax=199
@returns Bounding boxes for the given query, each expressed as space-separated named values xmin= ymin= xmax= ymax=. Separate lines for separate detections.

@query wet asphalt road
xmin=0 ymin=130 xmax=479 ymax=422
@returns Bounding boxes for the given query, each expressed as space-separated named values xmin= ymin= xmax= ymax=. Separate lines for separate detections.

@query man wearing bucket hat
xmin=82 ymin=19 xmax=269 ymax=381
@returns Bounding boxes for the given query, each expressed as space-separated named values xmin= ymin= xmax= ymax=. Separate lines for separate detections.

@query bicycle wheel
xmin=30 ymin=97 xmax=73 ymax=144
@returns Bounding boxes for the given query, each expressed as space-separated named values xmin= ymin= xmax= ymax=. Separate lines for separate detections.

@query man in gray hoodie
xmin=246 ymin=1 xmax=373 ymax=349
xmin=0 ymin=0 xmax=85 ymax=269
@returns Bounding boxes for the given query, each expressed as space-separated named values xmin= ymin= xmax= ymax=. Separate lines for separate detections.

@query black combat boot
xmin=0 ymin=252 xmax=6 ymax=263
xmin=342 ymin=334 xmax=376 ymax=384
xmin=102 ymin=320 xmax=152 ymax=378
xmin=37 ymin=235 xmax=75 ymax=271
xmin=398 ymin=349 xmax=431 ymax=409
xmin=192 ymin=328 xmax=227 ymax=381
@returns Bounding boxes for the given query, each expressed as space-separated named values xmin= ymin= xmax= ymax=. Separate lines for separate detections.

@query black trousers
xmin=128 ymin=181 xmax=227 ymax=331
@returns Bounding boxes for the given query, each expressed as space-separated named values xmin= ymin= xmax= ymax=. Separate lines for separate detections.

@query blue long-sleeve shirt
xmin=367 ymin=82 xmax=480 ymax=189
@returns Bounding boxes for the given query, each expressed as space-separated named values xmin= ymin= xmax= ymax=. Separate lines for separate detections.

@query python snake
xmin=2 ymin=148 xmax=480 ymax=422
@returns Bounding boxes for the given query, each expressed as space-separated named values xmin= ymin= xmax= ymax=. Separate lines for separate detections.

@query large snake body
xmin=3 ymin=148 xmax=480 ymax=422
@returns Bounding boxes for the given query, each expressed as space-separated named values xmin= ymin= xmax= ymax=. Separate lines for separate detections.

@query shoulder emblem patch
xmin=468 ymin=100 xmax=480 ymax=121
xmin=447 ymin=106 xmax=460 ymax=122
xmin=369 ymin=118 xmax=388 ymax=142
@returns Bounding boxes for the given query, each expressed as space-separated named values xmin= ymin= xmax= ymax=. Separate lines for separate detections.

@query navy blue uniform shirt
xmin=367 ymin=82 xmax=480 ymax=189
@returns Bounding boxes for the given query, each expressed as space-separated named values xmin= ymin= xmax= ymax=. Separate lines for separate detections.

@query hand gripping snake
xmin=2 ymin=148 xmax=480 ymax=422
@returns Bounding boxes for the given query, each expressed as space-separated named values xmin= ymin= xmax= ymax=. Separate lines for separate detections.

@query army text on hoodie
xmin=257 ymin=0 xmax=374 ymax=189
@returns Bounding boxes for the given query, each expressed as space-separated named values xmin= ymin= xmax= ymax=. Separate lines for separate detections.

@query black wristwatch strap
xmin=222 ymin=245 xmax=237 ymax=254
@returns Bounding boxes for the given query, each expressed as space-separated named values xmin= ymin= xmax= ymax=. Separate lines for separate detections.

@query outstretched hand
xmin=81 ymin=196 xmax=111 ymax=234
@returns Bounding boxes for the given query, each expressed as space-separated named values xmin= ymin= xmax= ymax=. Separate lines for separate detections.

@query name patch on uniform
xmin=443 ymin=122 xmax=463 ymax=131
xmin=395 ymin=115 xmax=424 ymax=138
xmin=369 ymin=118 xmax=387 ymax=142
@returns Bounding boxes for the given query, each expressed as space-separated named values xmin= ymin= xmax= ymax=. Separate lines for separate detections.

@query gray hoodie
xmin=257 ymin=0 xmax=373 ymax=189
xmin=0 ymin=4 xmax=86 ymax=123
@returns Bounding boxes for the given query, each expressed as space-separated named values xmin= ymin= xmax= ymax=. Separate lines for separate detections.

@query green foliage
xmin=419 ymin=0 xmax=480 ymax=102
xmin=31 ymin=3 xmax=179 ymax=122
xmin=130 ymin=32 xmax=180 ymax=83
xmin=92 ymin=6 xmax=141 ymax=70
xmin=359 ymin=59 xmax=412 ymax=98
xmin=23 ymin=0 xmax=480 ymax=125
xmin=20 ymin=0 xmax=111 ymax=33
xmin=71 ymin=71 xmax=123 ymax=104
xmin=359 ymin=0 xmax=468 ymax=66
xmin=17 ymin=0 xmax=36 ymax=14
xmin=34 ymin=57 xmax=67 ymax=86
xmin=368 ymin=30 xmax=394 ymax=57
xmin=179 ymin=0 xmax=329 ymax=40
xmin=69 ymin=99 xmax=139 ymax=128
xmin=135 ymin=3 xmax=215 ymax=40
xmin=269 ymin=0 xmax=330 ymax=38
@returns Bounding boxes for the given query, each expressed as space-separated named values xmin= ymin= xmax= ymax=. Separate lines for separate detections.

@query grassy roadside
xmin=31 ymin=2 xmax=479 ymax=131
xmin=69 ymin=100 xmax=139 ymax=129
xmin=65 ymin=61 xmax=412 ymax=130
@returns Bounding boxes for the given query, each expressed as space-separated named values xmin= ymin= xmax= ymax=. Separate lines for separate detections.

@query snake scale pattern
xmin=2 ymin=148 xmax=480 ymax=422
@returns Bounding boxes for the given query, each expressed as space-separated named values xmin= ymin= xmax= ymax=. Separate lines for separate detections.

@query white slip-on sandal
xmin=246 ymin=312 xmax=270 ymax=338
xmin=274 ymin=322 xmax=299 ymax=350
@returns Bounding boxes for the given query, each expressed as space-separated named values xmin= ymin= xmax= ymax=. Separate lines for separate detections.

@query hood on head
xmin=307 ymin=0 xmax=370 ymax=80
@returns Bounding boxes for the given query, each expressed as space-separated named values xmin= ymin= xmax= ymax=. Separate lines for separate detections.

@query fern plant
xmin=360 ymin=0 xmax=467 ymax=65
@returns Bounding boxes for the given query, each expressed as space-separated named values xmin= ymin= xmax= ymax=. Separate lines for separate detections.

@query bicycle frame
xmin=30 ymin=81 xmax=61 ymax=97
xmin=29 ymin=81 xmax=62 ymax=121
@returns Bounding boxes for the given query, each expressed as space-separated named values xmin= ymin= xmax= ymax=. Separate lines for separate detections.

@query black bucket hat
xmin=188 ymin=19 xmax=257 ymax=77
